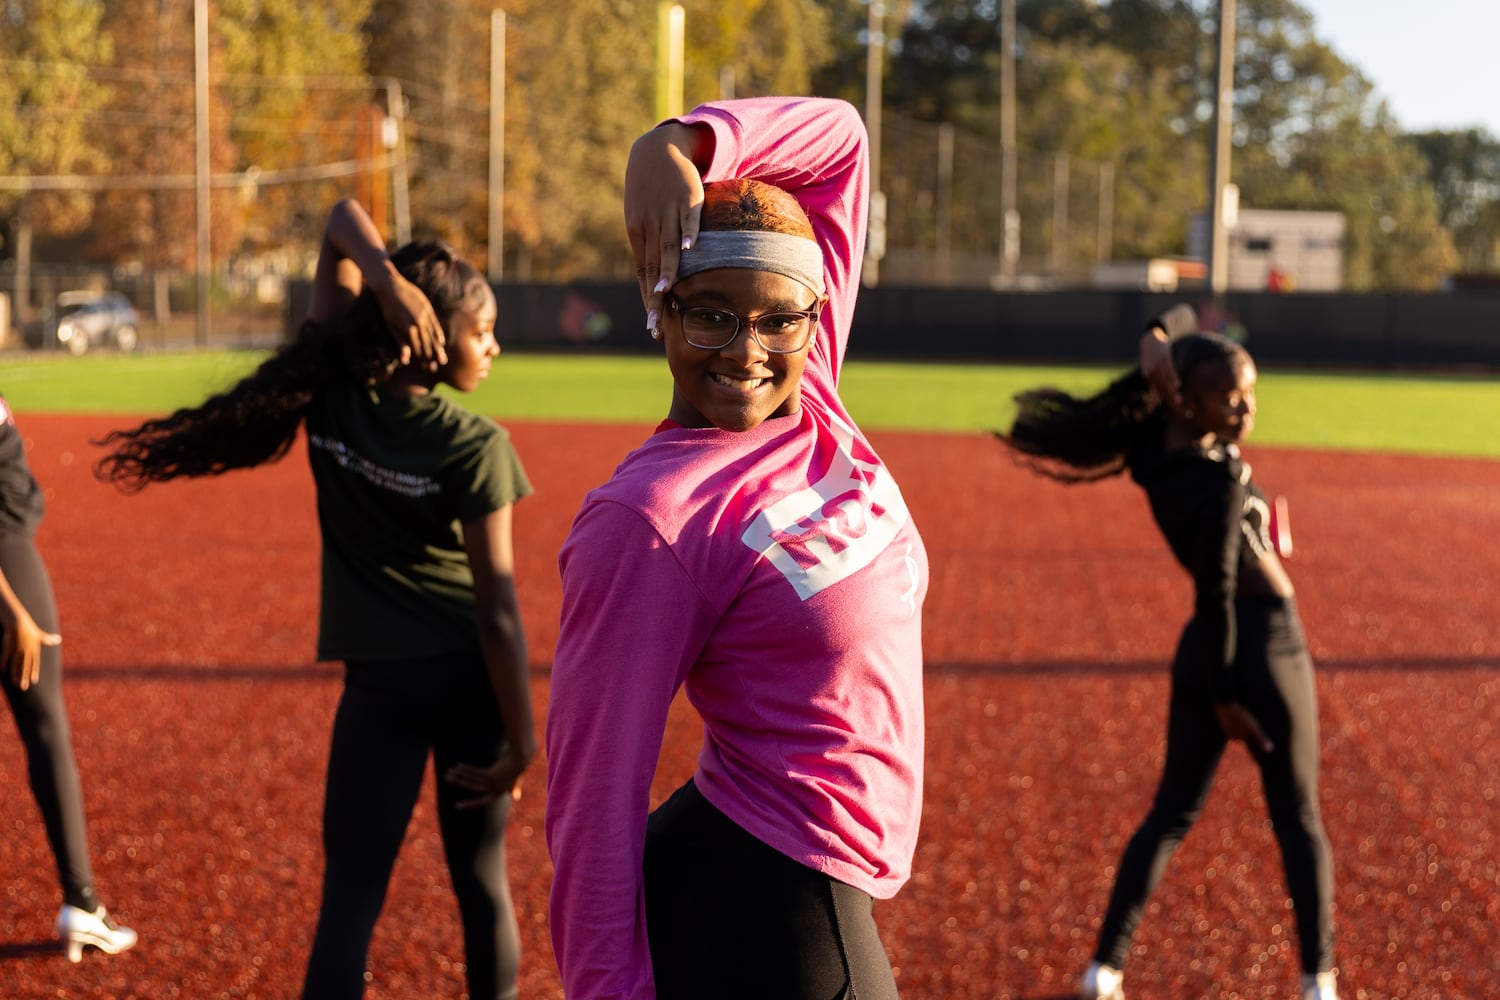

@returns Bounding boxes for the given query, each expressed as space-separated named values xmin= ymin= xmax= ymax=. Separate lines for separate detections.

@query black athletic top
xmin=1129 ymin=304 xmax=1277 ymax=702
xmin=1130 ymin=433 xmax=1275 ymax=702
xmin=0 ymin=396 xmax=45 ymax=540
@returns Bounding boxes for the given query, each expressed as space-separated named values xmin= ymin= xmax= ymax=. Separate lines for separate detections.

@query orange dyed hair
xmin=700 ymin=178 xmax=815 ymax=239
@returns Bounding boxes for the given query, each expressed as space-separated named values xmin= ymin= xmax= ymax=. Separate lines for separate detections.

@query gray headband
xmin=676 ymin=230 xmax=826 ymax=297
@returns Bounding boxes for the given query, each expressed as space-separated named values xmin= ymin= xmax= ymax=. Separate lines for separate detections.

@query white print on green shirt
xmin=308 ymin=433 xmax=441 ymax=499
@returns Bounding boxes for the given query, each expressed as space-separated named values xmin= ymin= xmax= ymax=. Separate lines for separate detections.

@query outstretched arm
xmin=307 ymin=198 xmax=448 ymax=369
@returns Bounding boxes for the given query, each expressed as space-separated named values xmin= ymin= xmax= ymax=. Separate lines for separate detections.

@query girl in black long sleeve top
xmin=999 ymin=307 xmax=1338 ymax=1000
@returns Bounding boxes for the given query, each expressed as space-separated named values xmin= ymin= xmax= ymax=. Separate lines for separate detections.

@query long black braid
xmin=997 ymin=331 xmax=1248 ymax=483
xmin=95 ymin=240 xmax=484 ymax=492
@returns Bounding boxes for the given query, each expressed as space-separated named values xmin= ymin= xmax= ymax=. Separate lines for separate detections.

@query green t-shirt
xmin=305 ymin=378 xmax=532 ymax=661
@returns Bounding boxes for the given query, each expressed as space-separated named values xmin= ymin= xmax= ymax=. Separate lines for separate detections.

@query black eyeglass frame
xmin=663 ymin=292 xmax=822 ymax=354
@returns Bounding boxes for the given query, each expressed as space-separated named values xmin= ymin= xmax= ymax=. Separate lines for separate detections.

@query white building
xmin=1188 ymin=207 xmax=1346 ymax=292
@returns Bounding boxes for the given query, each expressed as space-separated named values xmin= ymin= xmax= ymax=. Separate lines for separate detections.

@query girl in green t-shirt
xmin=98 ymin=199 xmax=536 ymax=1000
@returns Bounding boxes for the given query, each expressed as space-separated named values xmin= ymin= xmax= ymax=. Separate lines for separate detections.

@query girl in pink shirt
xmin=544 ymin=97 xmax=927 ymax=999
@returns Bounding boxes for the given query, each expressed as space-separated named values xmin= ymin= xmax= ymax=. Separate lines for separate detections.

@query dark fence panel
xmin=285 ymin=283 xmax=1500 ymax=370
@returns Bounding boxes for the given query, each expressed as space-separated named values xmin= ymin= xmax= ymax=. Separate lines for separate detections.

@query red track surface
xmin=1 ymin=416 xmax=1495 ymax=999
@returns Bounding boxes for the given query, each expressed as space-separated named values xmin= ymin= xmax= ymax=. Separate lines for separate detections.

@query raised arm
xmin=307 ymin=198 xmax=448 ymax=369
xmin=627 ymin=97 xmax=869 ymax=383
xmin=625 ymin=121 xmax=714 ymax=324
xmin=1139 ymin=303 xmax=1200 ymax=409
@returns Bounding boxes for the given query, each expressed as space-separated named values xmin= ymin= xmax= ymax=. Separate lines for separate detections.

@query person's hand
xmin=1140 ymin=326 xmax=1182 ymax=410
xmin=444 ymin=743 xmax=532 ymax=810
xmin=2 ymin=609 xmax=60 ymax=691
xmin=624 ymin=122 xmax=708 ymax=332
xmin=1214 ymin=702 xmax=1274 ymax=754
xmin=373 ymin=268 xmax=447 ymax=371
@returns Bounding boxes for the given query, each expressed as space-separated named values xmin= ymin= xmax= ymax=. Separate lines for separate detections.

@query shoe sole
xmin=62 ymin=930 xmax=139 ymax=962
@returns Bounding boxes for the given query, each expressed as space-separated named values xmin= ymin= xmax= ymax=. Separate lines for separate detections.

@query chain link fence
xmin=877 ymin=112 xmax=1116 ymax=289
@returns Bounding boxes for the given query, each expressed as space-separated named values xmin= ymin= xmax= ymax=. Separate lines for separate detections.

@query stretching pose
xmin=999 ymin=305 xmax=1338 ymax=1000
xmin=0 ymin=396 xmax=137 ymax=962
xmin=96 ymin=199 xmax=535 ymax=1000
xmin=545 ymin=96 xmax=927 ymax=999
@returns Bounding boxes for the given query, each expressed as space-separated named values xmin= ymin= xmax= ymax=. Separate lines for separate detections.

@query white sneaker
xmin=55 ymin=903 xmax=139 ymax=963
xmin=1080 ymin=961 xmax=1125 ymax=1000
xmin=1301 ymin=971 xmax=1338 ymax=1000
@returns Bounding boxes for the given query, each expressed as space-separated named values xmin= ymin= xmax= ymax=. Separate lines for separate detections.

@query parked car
xmin=31 ymin=291 xmax=141 ymax=355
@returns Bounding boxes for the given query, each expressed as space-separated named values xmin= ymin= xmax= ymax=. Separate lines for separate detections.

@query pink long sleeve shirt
xmin=545 ymin=96 xmax=928 ymax=1000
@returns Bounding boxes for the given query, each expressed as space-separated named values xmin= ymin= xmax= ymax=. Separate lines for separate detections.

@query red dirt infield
xmin=1 ymin=415 xmax=1495 ymax=999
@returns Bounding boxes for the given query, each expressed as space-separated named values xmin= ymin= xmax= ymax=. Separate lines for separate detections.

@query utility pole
xmin=863 ymin=1 xmax=886 ymax=287
xmin=936 ymin=122 xmax=954 ymax=284
xmin=1207 ymin=0 xmax=1237 ymax=301
xmin=997 ymin=0 xmax=1018 ymax=286
xmin=194 ymin=0 xmax=210 ymax=345
xmin=382 ymin=78 xmax=411 ymax=247
xmin=489 ymin=10 xmax=506 ymax=282
xmin=1097 ymin=161 xmax=1115 ymax=265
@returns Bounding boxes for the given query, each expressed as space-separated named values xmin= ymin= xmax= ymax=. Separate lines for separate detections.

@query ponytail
xmin=93 ymin=322 xmax=345 ymax=491
xmin=96 ymin=239 xmax=482 ymax=492
xmin=998 ymin=369 xmax=1160 ymax=482
xmin=997 ymin=330 xmax=1250 ymax=483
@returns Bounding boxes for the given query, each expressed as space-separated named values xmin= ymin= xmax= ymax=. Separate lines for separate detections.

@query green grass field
xmin=2 ymin=349 xmax=1496 ymax=458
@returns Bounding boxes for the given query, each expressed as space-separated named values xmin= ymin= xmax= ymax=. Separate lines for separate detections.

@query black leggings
xmin=0 ymin=539 xmax=97 ymax=913
xmin=301 ymin=653 xmax=519 ymax=1000
xmin=1093 ymin=596 xmax=1334 ymax=975
xmin=643 ymin=779 xmax=899 ymax=1000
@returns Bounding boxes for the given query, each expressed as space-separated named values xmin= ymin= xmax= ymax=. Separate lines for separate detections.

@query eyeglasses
xmin=664 ymin=293 xmax=820 ymax=354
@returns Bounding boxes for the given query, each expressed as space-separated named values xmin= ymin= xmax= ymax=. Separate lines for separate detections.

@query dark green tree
xmin=1227 ymin=0 xmax=1456 ymax=289
xmin=1408 ymin=128 xmax=1500 ymax=274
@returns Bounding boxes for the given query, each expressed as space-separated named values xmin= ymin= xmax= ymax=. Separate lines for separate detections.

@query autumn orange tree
xmin=0 ymin=1 xmax=113 ymax=319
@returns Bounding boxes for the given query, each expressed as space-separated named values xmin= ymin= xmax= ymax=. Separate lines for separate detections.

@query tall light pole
xmin=997 ymin=0 xmax=1018 ymax=286
xmin=489 ymin=10 xmax=506 ymax=282
xmin=194 ymin=0 xmax=210 ymax=345
xmin=655 ymin=4 xmax=684 ymax=122
xmin=863 ymin=1 xmax=886 ymax=287
xmin=1207 ymin=0 xmax=1237 ymax=300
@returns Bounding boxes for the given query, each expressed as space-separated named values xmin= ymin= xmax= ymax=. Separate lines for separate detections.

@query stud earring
xmin=649 ymin=327 xmax=663 ymax=341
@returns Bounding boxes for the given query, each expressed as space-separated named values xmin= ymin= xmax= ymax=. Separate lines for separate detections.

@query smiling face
xmin=663 ymin=267 xmax=822 ymax=431
xmin=1184 ymin=352 xmax=1257 ymax=444
xmin=437 ymin=281 xmax=500 ymax=394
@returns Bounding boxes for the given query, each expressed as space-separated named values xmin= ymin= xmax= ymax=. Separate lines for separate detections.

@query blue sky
xmin=1298 ymin=0 xmax=1500 ymax=136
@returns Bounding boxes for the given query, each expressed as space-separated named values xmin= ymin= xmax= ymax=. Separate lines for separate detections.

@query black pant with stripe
xmin=1092 ymin=596 xmax=1335 ymax=976
xmin=0 ymin=538 xmax=98 ymax=914
xmin=302 ymin=651 xmax=519 ymax=1000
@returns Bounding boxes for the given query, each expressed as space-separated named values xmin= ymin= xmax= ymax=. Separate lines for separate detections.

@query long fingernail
xmin=646 ymin=309 xmax=659 ymax=332
xmin=653 ymin=278 xmax=670 ymax=293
